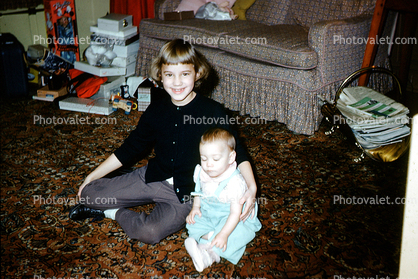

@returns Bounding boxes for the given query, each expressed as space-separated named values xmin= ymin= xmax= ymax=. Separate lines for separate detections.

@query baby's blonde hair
xmin=150 ymin=39 xmax=210 ymax=87
xmin=200 ymin=127 xmax=236 ymax=151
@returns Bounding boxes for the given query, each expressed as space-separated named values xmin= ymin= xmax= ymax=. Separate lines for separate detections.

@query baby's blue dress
xmin=186 ymin=168 xmax=262 ymax=265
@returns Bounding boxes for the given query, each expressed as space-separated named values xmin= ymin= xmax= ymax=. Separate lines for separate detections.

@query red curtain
xmin=110 ymin=0 xmax=155 ymax=27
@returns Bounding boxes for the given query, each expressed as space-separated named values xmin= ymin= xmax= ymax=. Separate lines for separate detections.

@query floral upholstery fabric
xmin=308 ymin=15 xmax=372 ymax=83
xmin=219 ymin=25 xmax=317 ymax=69
xmin=291 ymin=0 xmax=376 ymax=27
xmin=245 ymin=0 xmax=295 ymax=25
xmin=138 ymin=0 xmax=390 ymax=135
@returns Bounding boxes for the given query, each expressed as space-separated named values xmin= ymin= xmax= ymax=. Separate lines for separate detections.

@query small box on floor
xmin=37 ymin=86 xmax=68 ymax=99
xmin=137 ymin=87 xmax=151 ymax=111
xmin=96 ymin=76 xmax=126 ymax=100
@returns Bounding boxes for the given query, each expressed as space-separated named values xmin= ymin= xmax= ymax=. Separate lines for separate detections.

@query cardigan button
xmin=176 ymin=188 xmax=179 ymax=193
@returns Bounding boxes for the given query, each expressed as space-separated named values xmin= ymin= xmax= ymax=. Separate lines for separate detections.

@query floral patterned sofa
xmin=136 ymin=0 xmax=391 ymax=135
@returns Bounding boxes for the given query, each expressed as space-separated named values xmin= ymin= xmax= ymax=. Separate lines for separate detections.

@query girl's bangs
xmin=162 ymin=46 xmax=195 ymax=65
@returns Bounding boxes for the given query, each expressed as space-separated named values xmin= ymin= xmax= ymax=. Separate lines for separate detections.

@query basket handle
xmin=333 ymin=66 xmax=402 ymax=110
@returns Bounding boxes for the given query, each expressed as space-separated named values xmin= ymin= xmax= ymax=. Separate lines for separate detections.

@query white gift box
xmin=97 ymin=13 xmax=133 ymax=32
xmin=111 ymin=52 xmax=138 ymax=67
xmin=74 ymin=61 xmax=126 ymax=77
xmin=113 ymin=40 xmax=139 ymax=57
xmin=90 ymin=25 xmax=137 ymax=40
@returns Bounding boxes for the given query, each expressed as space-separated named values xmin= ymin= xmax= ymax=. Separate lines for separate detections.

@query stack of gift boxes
xmin=68 ymin=14 xmax=152 ymax=114
xmin=74 ymin=13 xmax=139 ymax=78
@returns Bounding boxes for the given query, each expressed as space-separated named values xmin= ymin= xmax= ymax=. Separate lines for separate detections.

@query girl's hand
xmin=239 ymin=187 xmax=256 ymax=222
xmin=211 ymin=233 xmax=228 ymax=252
xmin=237 ymin=161 xmax=257 ymax=222
xmin=77 ymin=179 xmax=92 ymax=198
xmin=186 ymin=207 xmax=201 ymax=224
xmin=76 ymin=154 xmax=123 ymax=198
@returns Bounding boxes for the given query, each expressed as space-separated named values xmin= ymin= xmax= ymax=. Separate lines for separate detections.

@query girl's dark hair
xmin=150 ymin=39 xmax=211 ymax=87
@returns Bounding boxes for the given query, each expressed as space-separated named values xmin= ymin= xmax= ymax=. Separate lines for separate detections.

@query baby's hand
xmin=186 ymin=207 xmax=201 ymax=224
xmin=211 ymin=233 xmax=228 ymax=252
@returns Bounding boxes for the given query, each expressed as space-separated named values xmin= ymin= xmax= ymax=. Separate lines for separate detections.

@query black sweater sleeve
xmin=113 ymin=107 xmax=156 ymax=166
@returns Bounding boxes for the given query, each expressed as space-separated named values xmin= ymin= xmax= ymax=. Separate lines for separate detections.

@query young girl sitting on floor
xmin=185 ymin=128 xmax=262 ymax=272
xmin=70 ymin=39 xmax=259 ymax=245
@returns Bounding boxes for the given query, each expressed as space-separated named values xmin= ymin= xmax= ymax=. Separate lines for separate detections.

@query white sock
xmin=104 ymin=208 xmax=119 ymax=220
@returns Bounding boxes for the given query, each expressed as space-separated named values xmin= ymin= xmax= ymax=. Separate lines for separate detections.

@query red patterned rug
xmin=1 ymin=97 xmax=408 ymax=279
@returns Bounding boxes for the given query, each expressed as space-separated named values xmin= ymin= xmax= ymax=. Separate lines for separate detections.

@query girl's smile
xmin=161 ymin=63 xmax=200 ymax=106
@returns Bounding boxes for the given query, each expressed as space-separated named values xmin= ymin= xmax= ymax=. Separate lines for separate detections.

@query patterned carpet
xmin=1 ymin=96 xmax=408 ymax=279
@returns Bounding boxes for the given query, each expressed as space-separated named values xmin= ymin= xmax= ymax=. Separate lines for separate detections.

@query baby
xmin=185 ymin=127 xmax=262 ymax=272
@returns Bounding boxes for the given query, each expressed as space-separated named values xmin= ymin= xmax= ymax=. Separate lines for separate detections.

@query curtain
xmin=110 ymin=0 xmax=155 ymax=27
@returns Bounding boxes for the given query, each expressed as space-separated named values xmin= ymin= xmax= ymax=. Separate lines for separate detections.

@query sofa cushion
xmin=291 ymin=0 xmax=375 ymax=27
xmin=218 ymin=25 xmax=317 ymax=69
xmin=246 ymin=0 xmax=295 ymax=25
xmin=140 ymin=18 xmax=266 ymax=48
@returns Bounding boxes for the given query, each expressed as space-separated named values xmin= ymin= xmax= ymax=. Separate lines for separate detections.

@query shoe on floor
xmin=185 ymin=237 xmax=218 ymax=272
xmin=69 ymin=203 xmax=104 ymax=221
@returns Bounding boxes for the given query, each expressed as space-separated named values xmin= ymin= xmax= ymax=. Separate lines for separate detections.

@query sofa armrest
xmin=308 ymin=14 xmax=375 ymax=84
xmin=154 ymin=0 xmax=183 ymax=20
